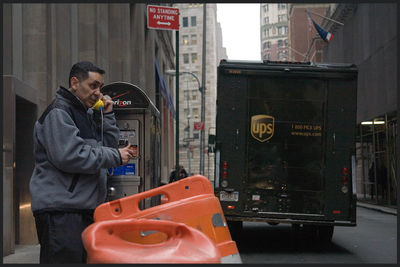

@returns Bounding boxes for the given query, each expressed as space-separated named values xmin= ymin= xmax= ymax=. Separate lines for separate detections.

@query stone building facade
xmin=321 ymin=3 xmax=397 ymax=207
xmin=260 ymin=3 xmax=289 ymax=61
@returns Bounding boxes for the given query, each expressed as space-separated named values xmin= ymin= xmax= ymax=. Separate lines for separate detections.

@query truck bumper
xmin=226 ymin=216 xmax=356 ymax=226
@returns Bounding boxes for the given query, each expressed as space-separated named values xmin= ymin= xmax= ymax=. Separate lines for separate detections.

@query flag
xmin=306 ymin=10 xmax=334 ymax=42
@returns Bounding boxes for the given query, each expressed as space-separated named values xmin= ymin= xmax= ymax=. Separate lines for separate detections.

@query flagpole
xmin=305 ymin=9 xmax=344 ymax=26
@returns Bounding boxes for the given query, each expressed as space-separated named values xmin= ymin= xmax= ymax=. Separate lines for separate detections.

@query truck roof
xmin=219 ymin=59 xmax=357 ymax=73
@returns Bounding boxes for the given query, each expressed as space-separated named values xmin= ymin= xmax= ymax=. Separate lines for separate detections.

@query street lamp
xmin=165 ymin=70 xmax=203 ymax=174
xmin=165 ymin=70 xmax=201 ymax=90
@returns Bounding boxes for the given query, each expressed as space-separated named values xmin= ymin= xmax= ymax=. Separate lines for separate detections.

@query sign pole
xmin=146 ymin=4 xmax=180 ymax=177
xmin=175 ymin=29 xmax=180 ymax=178
xmin=200 ymin=3 xmax=207 ymax=175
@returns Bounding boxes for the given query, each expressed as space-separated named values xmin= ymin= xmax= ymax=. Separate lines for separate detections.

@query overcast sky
xmin=216 ymin=3 xmax=261 ymax=61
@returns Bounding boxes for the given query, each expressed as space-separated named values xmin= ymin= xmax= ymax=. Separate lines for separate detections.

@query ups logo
xmin=251 ymin=115 xmax=274 ymax=142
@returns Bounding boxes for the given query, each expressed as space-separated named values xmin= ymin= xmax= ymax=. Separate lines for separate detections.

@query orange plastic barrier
xmin=82 ymin=218 xmax=221 ymax=263
xmin=94 ymin=175 xmax=239 ymax=259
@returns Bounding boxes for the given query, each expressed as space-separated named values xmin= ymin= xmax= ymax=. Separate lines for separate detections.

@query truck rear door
xmin=245 ymin=74 xmax=327 ymax=218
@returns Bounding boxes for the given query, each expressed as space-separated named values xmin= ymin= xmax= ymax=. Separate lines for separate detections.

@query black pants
xmin=34 ymin=211 xmax=94 ymax=264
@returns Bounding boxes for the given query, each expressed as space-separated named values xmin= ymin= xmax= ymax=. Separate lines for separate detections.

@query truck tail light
xmin=341 ymin=167 xmax=349 ymax=185
xmin=221 ymin=161 xmax=229 ymax=180
xmin=222 ymin=161 xmax=229 ymax=169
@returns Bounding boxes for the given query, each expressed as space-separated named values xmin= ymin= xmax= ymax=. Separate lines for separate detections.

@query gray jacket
xmin=30 ymin=87 xmax=121 ymax=214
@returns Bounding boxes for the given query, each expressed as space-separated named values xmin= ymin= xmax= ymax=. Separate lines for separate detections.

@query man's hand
xmin=118 ymin=143 xmax=135 ymax=165
xmin=101 ymin=94 xmax=113 ymax=113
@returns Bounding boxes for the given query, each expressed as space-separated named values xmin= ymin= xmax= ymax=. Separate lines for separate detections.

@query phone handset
xmin=92 ymin=99 xmax=105 ymax=144
xmin=92 ymin=99 xmax=104 ymax=111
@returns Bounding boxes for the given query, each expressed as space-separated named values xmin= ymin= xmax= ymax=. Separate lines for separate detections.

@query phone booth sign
xmin=101 ymin=82 xmax=160 ymax=207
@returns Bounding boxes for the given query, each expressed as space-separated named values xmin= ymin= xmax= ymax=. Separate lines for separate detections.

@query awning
xmin=155 ymin=59 xmax=176 ymax=117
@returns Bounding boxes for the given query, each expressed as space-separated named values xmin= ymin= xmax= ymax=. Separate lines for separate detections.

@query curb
xmin=356 ymin=202 xmax=397 ymax=215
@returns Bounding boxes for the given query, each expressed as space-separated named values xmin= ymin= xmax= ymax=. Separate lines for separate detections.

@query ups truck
xmin=214 ymin=60 xmax=357 ymax=243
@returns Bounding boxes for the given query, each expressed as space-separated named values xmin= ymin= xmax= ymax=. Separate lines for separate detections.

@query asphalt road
xmin=235 ymin=207 xmax=397 ymax=264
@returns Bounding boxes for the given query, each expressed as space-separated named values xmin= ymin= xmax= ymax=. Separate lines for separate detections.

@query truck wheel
xmin=316 ymin=225 xmax=334 ymax=244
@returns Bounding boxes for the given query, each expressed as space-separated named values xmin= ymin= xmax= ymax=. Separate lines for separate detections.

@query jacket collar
xmin=57 ymin=86 xmax=88 ymax=111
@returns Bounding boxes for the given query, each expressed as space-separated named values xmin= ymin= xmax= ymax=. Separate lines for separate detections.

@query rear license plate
xmin=219 ymin=191 xmax=239 ymax=202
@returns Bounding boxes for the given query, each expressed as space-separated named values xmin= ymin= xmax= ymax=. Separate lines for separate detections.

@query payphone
xmin=101 ymin=82 xmax=161 ymax=205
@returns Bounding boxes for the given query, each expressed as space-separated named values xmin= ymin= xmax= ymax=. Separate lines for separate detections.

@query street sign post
xmin=146 ymin=5 xmax=180 ymax=175
xmin=147 ymin=5 xmax=179 ymax=31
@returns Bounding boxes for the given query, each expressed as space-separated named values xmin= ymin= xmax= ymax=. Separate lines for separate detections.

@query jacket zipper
xmin=68 ymin=174 xmax=80 ymax=192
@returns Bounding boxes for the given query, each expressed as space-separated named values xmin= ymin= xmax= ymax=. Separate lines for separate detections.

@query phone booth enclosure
xmin=101 ymin=82 xmax=161 ymax=208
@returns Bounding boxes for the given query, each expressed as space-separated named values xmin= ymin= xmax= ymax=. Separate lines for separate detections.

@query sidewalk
xmin=3 ymin=201 xmax=397 ymax=264
xmin=3 ymin=244 xmax=40 ymax=264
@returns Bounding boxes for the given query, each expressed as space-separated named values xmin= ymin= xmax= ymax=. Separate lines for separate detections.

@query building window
xmin=183 ymin=53 xmax=189 ymax=64
xmin=193 ymin=108 xmax=199 ymax=118
xmin=278 ymin=39 xmax=283 ymax=47
xmin=184 ymin=108 xmax=189 ymax=117
xmin=263 ymin=4 xmax=268 ymax=12
xmin=264 ymin=17 xmax=269 ymax=24
xmin=263 ymin=41 xmax=270 ymax=50
xmin=284 ymin=26 xmax=288 ymax=35
xmin=191 ymin=16 xmax=196 ymax=26
xmin=278 ymin=14 xmax=287 ymax=22
xmin=278 ymin=3 xmax=286 ymax=10
xmin=278 ymin=51 xmax=286 ymax=60
xmin=183 ymin=17 xmax=188 ymax=27
xmin=191 ymin=53 xmax=198 ymax=64
xmin=183 ymin=90 xmax=189 ymax=99
xmin=183 ymin=35 xmax=189 ymax=45
xmin=264 ymin=53 xmax=270 ymax=60
xmin=284 ymin=39 xmax=288 ymax=47
xmin=272 ymin=26 xmax=276 ymax=35
xmin=191 ymin=94 xmax=197 ymax=101
xmin=191 ymin=34 xmax=197 ymax=45
xmin=264 ymin=28 xmax=269 ymax=37
xmin=278 ymin=26 xmax=282 ymax=35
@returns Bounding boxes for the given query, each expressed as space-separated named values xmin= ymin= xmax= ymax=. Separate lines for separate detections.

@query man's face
xmin=70 ymin=71 xmax=104 ymax=108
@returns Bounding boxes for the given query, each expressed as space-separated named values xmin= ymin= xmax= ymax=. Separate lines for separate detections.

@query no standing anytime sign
xmin=147 ymin=5 xmax=179 ymax=31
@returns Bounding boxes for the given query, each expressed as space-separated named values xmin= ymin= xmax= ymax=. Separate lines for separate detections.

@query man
xmin=169 ymin=165 xmax=188 ymax=183
xmin=29 ymin=61 xmax=134 ymax=263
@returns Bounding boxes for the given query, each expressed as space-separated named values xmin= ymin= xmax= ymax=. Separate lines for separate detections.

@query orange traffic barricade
xmin=94 ymin=175 xmax=241 ymax=263
xmin=82 ymin=218 xmax=221 ymax=263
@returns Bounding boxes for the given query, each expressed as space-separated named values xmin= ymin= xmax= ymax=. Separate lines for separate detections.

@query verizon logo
xmin=113 ymin=99 xmax=132 ymax=107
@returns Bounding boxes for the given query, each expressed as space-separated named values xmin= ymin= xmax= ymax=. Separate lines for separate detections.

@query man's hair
xmin=68 ymin=61 xmax=105 ymax=87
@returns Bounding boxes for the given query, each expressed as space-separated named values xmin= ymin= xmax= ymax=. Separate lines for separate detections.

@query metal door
xmin=245 ymin=76 xmax=327 ymax=216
